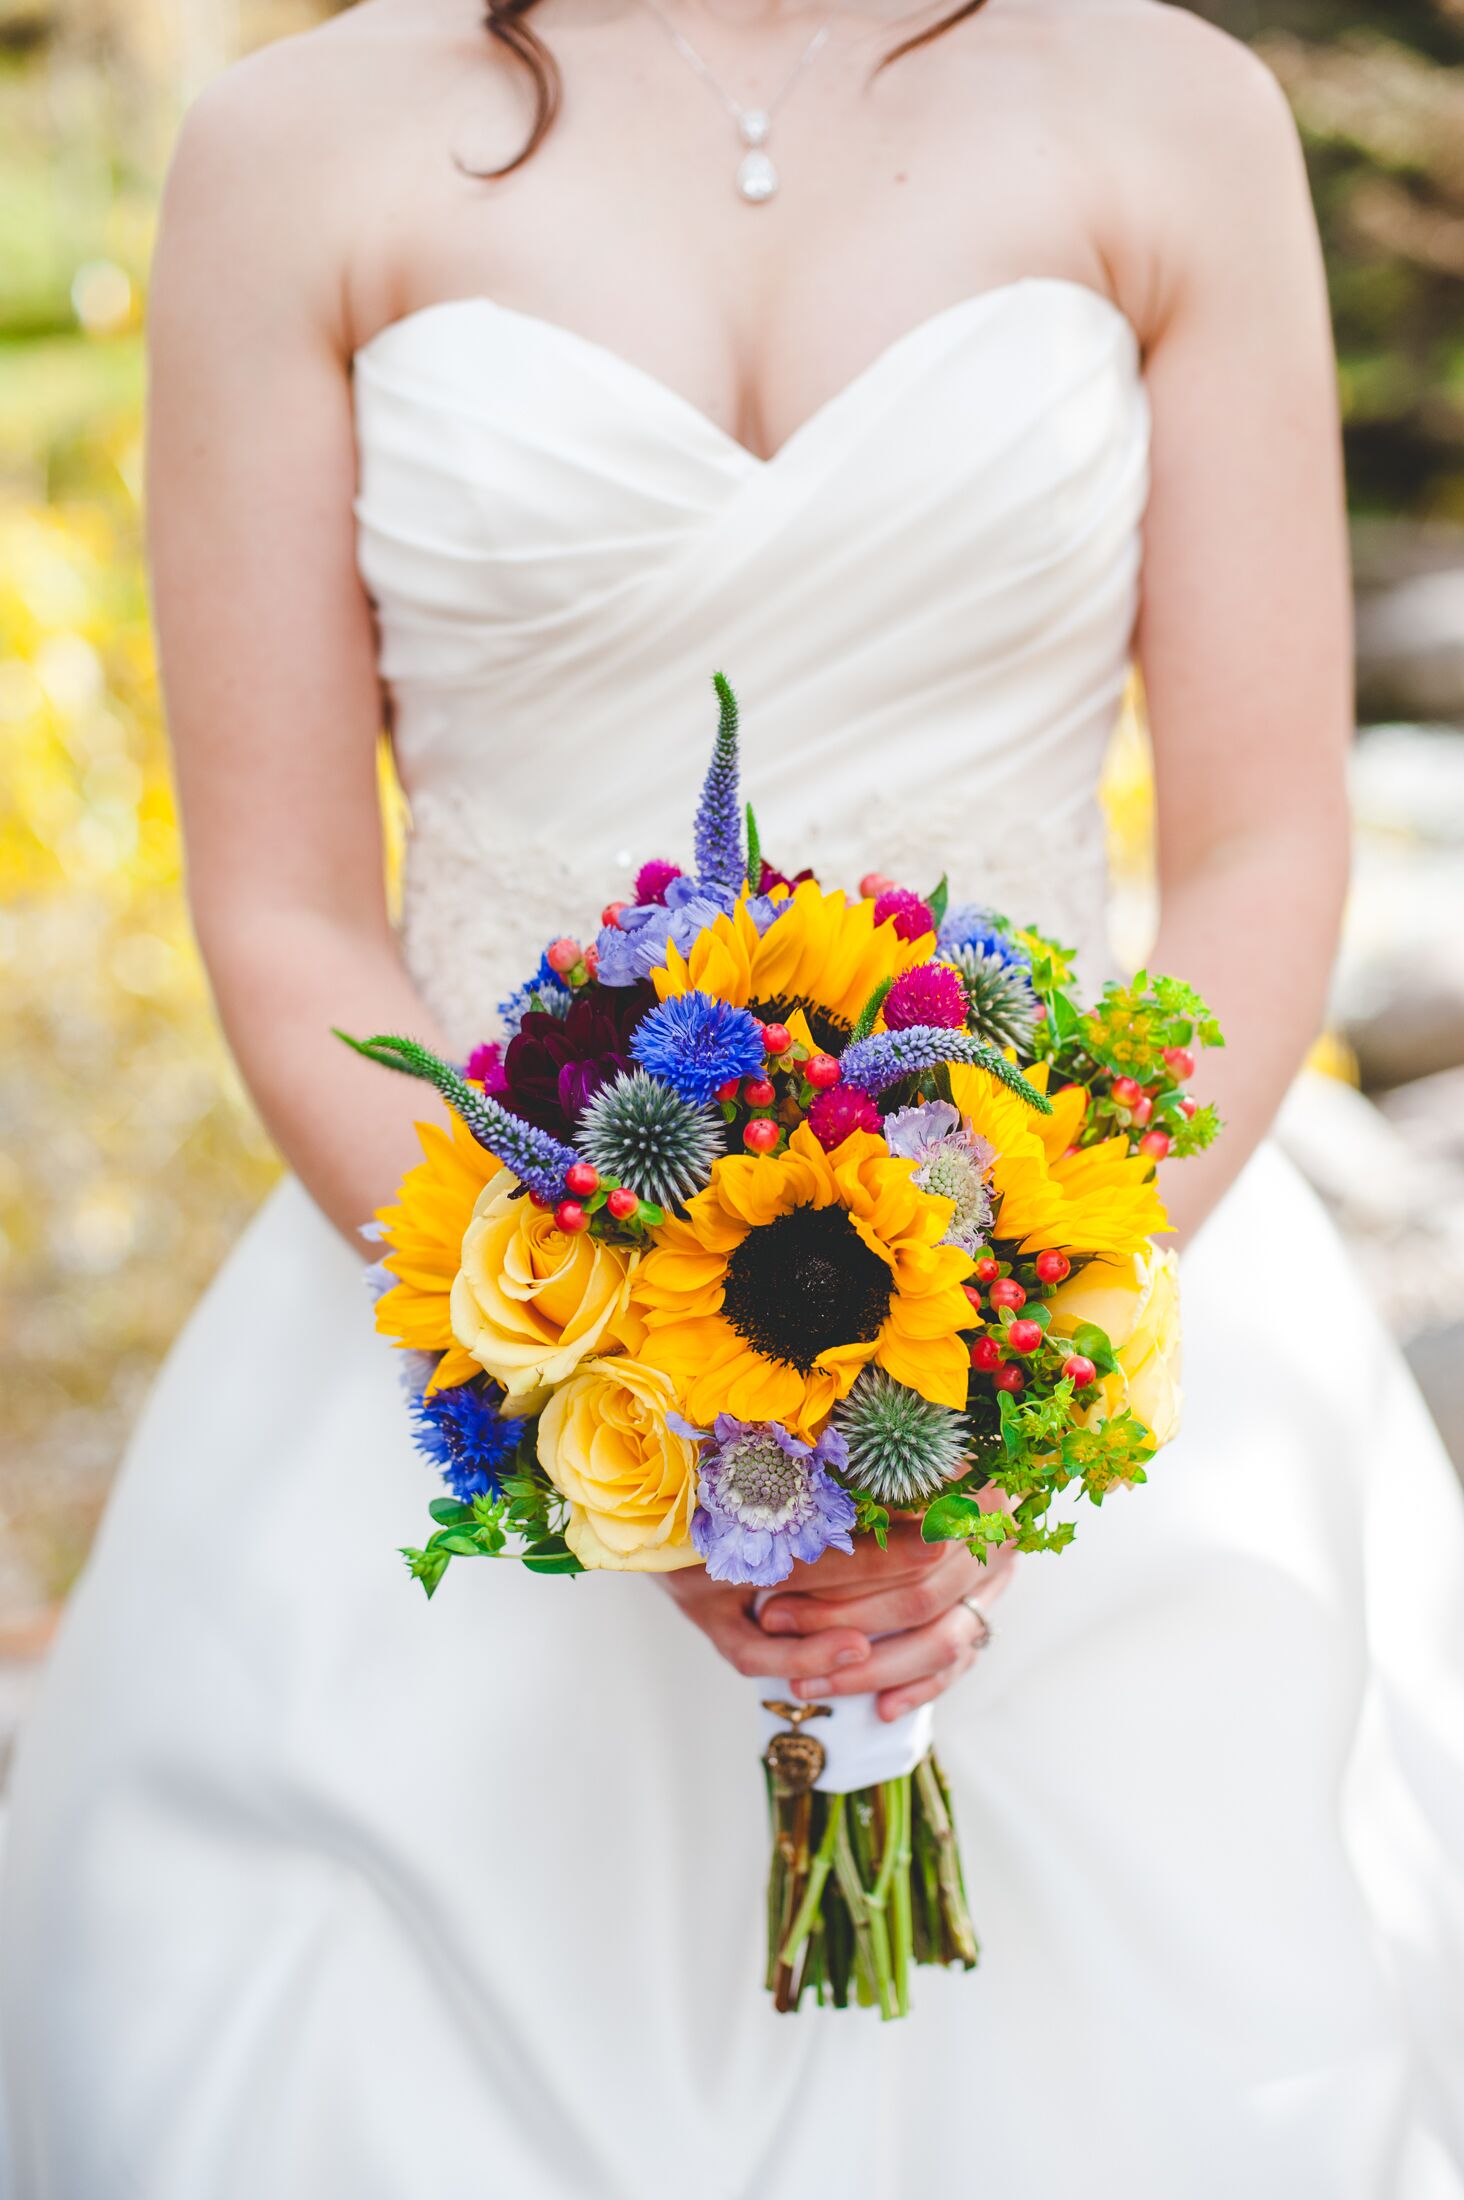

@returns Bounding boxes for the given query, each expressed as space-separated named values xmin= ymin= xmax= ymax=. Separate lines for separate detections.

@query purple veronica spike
xmin=335 ymin=1032 xmax=580 ymax=1201
xmin=692 ymin=673 xmax=744 ymax=899
xmin=839 ymin=1027 xmax=1051 ymax=1113
xmin=670 ymin=1412 xmax=857 ymax=1588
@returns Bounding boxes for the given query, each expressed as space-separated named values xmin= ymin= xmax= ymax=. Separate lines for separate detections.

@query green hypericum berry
xmin=947 ymin=945 xmax=1041 ymax=1056
xmin=833 ymin=1367 xmax=971 ymax=1509
xmin=576 ymin=1070 xmax=723 ymax=1210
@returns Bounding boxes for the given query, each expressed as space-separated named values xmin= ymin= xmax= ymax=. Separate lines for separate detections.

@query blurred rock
xmin=1405 ymin=1328 xmax=1464 ymax=1475
xmin=1335 ymin=725 xmax=1464 ymax=1088
xmin=1353 ymin=523 xmax=1464 ymax=728
xmin=1378 ymin=1065 xmax=1464 ymax=1172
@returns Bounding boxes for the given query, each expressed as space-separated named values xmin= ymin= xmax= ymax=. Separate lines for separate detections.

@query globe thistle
xmin=936 ymin=904 xmax=1030 ymax=969
xmin=884 ymin=1101 xmax=996 ymax=1255
xmin=407 ymin=1373 xmax=527 ymax=1504
xmin=833 ymin=1367 xmax=972 ymax=1509
xmin=872 ymin=887 xmax=935 ymax=943
xmin=630 ymin=991 xmax=766 ymax=1106
xmin=884 ymin=962 xmax=968 ymax=1032
xmin=575 ymin=1069 xmax=724 ymax=1208
xmin=947 ymin=943 xmax=1041 ymax=1056
xmin=806 ymin=1085 xmax=883 ymax=1151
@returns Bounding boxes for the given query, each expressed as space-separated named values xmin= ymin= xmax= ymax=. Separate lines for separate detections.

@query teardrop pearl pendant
xmin=735 ymin=111 xmax=779 ymax=204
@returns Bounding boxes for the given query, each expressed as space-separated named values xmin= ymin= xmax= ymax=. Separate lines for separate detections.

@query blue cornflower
xmin=407 ymin=1374 xmax=526 ymax=1504
xmin=936 ymin=903 xmax=1031 ymax=971
xmin=630 ymin=991 xmax=766 ymax=1105
xmin=671 ymin=1413 xmax=857 ymax=1588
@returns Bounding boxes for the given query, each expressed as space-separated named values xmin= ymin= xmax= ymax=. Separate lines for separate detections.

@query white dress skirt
xmin=3 ymin=280 xmax=1462 ymax=2197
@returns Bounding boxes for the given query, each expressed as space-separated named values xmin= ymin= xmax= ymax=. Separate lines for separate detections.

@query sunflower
xmin=946 ymin=1060 xmax=1169 ymax=1261
xmin=374 ymin=1108 xmax=500 ymax=1391
xmin=635 ymin=1124 xmax=974 ymax=1437
xmin=653 ymin=879 xmax=932 ymax=1050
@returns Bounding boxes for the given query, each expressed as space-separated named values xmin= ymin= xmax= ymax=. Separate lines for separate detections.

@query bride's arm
xmin=147 ymin=73 xmax=445 ymax=1247
xmin=1120 ymin=28 xmax=1354 ymax=1242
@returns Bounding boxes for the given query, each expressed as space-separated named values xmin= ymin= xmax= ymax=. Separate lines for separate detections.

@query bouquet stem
xmin=765 ymin=1752 xmax=977 ymax=2017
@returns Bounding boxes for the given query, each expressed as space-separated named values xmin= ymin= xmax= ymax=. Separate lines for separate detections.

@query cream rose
xmin=450 ymin=1168 xmax=644 ymax=1415
xmin=1047 ymin=1246 xmax=1183 ymax=1447
xmin=537 ymin=1356 xmax=700 ymax=1573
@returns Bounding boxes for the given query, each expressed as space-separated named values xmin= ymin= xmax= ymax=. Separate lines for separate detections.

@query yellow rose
xmin=537 ymin=1357 xmax=700 ymax=1573
xmin=450 ymin=1169 xmax=644 ymax=1414
xmin=1047 ymin=1247 xmax=1183 ymax=1447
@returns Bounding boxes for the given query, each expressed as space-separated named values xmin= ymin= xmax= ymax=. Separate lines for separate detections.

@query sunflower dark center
xmin=722 ymin=1203 xmax=892 ymax=1373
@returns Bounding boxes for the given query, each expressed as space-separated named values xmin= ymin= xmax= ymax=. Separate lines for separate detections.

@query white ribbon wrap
xmin=756 ymin=1687 xmax=934 ymax=1795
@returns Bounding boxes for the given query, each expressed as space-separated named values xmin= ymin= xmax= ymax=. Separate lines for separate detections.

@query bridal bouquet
xmin=342 ymin=675 xmax=1222 ymax=2018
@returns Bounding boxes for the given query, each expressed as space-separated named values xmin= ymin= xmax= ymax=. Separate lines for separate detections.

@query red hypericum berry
xmin=994 ymin=1363 xmax=1027 ymax=1395
xmin=1007 ymin=1318 xmax=1044 ymax=1355
xmin=988 ymin=1277 xmax=1027 ymax=1312
xmin=1131 ymin=1093 xmax=1154 ymax=1127
xmin=759 ymin=1021 xmax=792 ymax=1058
xmin=716 ymin=1078 xmax=741 ymax=1104
xmin=743 ymin=1077 xmax=776 ymax=1109
xmin=969 ymin=1335 xmax=1003 ymax=1373
xmin=1034 ymin=1250 xmax=1070 ymax=1285
xmin=743 ymin=1119 xmax=781 ymax=1154
xmin=563 ymin=1162 xmax=599 ymax=1199
xmin=860 ymin=871 xmax=897 ymax=901
xmin=1062 ymin=1354 xmax=1098 ymax=1389
xmin=872 ymin=887 xmax=936 ymax=943
xmin=962 ymin=1283 xmax=984 ymax=1314
xmin=1139 ymin=1129 xmax=1172 ymax=1160
xmin=1180 ymin=1096 xmax=1198 ymax=1120
xmin=1111 ymin=1076 xmax=1142 ymax=1108
xmin=529 ymin=1190 xmax=554 ymax=1210
xmin=974 ymin=1256 xmax=1001 ymax=1284
xmin=805 ymin=1053 xmax=842 ymax=1091
xmin=600 ymin=900 xmax=629 ymax=930
xmin=555 ymin=1200 xmax=588 ymax=1234
xmin=884 ymin=961 xmax=967 ymax=1032
xmin=546 ymin=936 xmax=582 ymax=975
xmin=807 ymin=1086 xmax=883 ymax=1150
xmin=606 ymin=1187 xmax=640 ymax=1222
xmin=1163 ymin=1046 xmax=1197 ymax=1081
xmin=633 ymin=858 xmax=683 ymax=907
xmin=582 ymin=943 xmax=600 ymax=981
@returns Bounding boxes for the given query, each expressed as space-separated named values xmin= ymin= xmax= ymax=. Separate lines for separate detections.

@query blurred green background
xmin=2 ymin=0 xmax=1463 ymax=1647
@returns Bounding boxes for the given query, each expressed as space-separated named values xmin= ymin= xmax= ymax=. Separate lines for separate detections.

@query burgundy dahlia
xmin=806 ymin=1085 xmax=883 ymax=1151
xmin=757 ymin=859 xmax=816 ymax=896
xmin=883 ymin=962 xmax=968 ymax=1032
xmin=501 ymin=982 xmax=656 ymax=1138
xmin=873 ymin=887 xmax=936 ymax=944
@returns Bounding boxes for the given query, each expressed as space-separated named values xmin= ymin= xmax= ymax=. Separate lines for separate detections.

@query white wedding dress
xmin=4 ymin=279 xmax=1464 ymax=2199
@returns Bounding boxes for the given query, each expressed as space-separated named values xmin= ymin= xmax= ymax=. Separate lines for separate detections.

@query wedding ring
xmin=960 ymin=1594 xmax=995 ymax=1650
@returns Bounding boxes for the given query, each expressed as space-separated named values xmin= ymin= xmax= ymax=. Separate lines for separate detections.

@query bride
xmin=4 ymin=0 xmax=1464 ymax=2191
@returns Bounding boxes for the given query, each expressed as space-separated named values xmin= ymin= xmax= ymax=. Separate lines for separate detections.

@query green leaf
xmin=921 ymin=1492 xmax=991 ymax=1542
xmin=431 ymin=1529 xmax=488 ymax=1557
xmin=638 ymin=1202 xmax=666 ymax=1228
xmin=523 ymin=1535 xmax=586 ymax=1576
xmin=1071 ymin=1321 xmax=1118 ymax=1375
xmin=926 ymin=873 xmax=950 ymax=929
xmin=428 ymin=1499 xmax=474 ymax=1526
xmin=745 ymin=801 xmax=762 ymax=892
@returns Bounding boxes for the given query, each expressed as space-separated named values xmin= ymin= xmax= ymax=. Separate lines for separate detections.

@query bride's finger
xmin=711 ymin=1610 xmax=873 ymax=1682
xmin=790 ymin=1604 xmax=982 ymax=1700
xmin=765 ymin=1537 xmax=1016 ymax=1639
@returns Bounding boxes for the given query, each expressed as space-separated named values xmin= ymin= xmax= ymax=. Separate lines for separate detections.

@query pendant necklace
xmin=639 ymin=0 xmax=846 ymax=204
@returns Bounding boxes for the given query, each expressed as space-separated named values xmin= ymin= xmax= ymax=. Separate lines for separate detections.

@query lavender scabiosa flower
xmin=407 ymin=1373 xmax=527 ymax=1503
xmin=693 ymin=672 xmax=744 ymax=899
xmin=630 ymin=991 xmax=766 ymax=1105
xmin=884 ymin=1101 xmax=997 ymax=1255
xmin=594 ymin=889 xmax=734 ymax=986
xmin=671 ymin=1413 xmax=856 ymax=1587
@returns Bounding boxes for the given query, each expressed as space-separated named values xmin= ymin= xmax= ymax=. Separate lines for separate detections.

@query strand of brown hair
xmin=474 ymin=0 xmax=991 ymax=179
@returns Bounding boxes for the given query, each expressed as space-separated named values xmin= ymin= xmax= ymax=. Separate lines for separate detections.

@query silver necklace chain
xmin=638 ymin=0 xmax=845 ymax=204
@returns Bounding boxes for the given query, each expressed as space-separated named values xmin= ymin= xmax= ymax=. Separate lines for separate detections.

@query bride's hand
xmin=761 ymin=1522 xmax=1017 ymax=1720
xmin=658 ymin=1522 xmax=1016 ymax=1721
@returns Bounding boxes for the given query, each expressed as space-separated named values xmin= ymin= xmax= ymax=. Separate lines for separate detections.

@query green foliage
xmin=402 ymin=1442 xmax=587 ymax=1597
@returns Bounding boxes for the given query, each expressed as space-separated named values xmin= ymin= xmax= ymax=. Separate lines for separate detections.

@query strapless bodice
xmin=352 ymin=279 xmax=1150 ymax=1050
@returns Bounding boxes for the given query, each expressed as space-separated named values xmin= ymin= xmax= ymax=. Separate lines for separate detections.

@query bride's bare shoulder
xmin=152 ymin=3 xmax=481 ymax=348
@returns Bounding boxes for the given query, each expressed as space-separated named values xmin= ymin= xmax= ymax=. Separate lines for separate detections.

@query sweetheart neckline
xmin=352 ymin=277 xmax=1140 ymax=470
